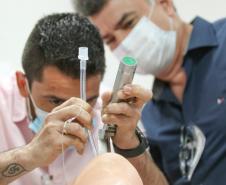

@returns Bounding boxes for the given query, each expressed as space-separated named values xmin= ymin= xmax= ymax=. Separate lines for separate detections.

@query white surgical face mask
xmin=113 ymin=14 xmax=177 ymax=75
xmin=25 ymin=80 xmax=48 ymax=133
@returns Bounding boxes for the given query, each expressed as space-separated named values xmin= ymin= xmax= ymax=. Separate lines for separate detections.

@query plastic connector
xmin=78 ymin=47 xmax=89 ymax=61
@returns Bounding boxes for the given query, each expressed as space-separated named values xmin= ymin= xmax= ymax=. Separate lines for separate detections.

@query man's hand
xmin=26 ymin=97 xmax=93 ymax=168
xmin=101 ymin=86 xmax=168 ymax=185
xmin=101 ymin=84 xmax=152 ymax=149
xmin=0 ymin=97 xmax=93 ymax=185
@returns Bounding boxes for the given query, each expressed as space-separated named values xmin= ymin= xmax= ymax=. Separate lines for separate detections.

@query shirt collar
xmin=186 ymin=16 xmax=218 ymax=52
xmin=153 ymin=17 xmax=218 ymax=104
xmin=152 ymin=79 xmax=180 ymax=104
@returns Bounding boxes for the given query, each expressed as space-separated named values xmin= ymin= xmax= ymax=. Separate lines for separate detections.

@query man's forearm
xmin=0 ymin=145 xmax=36 ymax=185
xmin=128 ymin=151 xmax=168 ymax=185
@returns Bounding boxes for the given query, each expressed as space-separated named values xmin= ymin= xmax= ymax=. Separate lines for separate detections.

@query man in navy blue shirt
xmin=142 ymin=16 xmax=226 ymax=184
xmin=74 ymin=0 xmax=226 ymax=184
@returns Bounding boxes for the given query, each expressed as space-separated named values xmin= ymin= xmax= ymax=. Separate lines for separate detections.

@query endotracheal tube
xmin=78 ymin=47 xmax=98 ymax=156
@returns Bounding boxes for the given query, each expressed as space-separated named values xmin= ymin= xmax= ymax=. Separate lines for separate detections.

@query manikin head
xmin=73 ymin=153 xmax=143 ymax=185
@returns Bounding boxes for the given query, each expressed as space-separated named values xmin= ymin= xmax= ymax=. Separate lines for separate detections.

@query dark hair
xmin=73 ymin=0 xmax=109 ymax=16
xmin=73 ymin=0 xmax=175 ymax=17
xmin=22 ymin=13 xmax=105 ymax=84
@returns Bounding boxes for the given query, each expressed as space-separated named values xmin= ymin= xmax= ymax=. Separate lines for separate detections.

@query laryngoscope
xmin=100 ymin=56 xmax=137 ymax=152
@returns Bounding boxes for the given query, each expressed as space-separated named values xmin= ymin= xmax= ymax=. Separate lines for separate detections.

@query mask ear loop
xmin=168 ymin=17 xmax=174 ymax=31
xmin=148 ymin=0 xmax=156 ymax=19
xmin=148 ymin=0 xmax=174 ymax=32
xmin=61 ymin=105 xmax=83 ymax=185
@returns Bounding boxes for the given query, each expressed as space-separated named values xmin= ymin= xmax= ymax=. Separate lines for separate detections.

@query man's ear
xmin=156 ymin=0 xmax=175 ymax=16
xmin=16 ymin=71 xmax=29 ymax=97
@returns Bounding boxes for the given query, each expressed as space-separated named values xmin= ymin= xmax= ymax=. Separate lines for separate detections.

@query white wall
xmin=0 ymin=0 xmax=73 ymax=76
xmin=174 ymin=0 xmax=226 ymax=22
xmin=0 ymin=0 xmax=225 ymax=89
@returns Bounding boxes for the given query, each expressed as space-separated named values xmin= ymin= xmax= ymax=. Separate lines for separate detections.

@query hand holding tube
xmin=27 ymin=97 xmax=92 ymax=168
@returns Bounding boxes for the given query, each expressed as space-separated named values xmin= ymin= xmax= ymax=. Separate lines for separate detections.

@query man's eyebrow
xmin=115 ymin=11 xmax=137 ymax=29
xmin=43 ymin=95 xmax=66 ymax=102
xmin=44 ymin=95 xmax=99 ymax=104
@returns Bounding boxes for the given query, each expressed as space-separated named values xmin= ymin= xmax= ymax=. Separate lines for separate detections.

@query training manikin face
xmin=73 ymin=153 xmax=143 ymax=185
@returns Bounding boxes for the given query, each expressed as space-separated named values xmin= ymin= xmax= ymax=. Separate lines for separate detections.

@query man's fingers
xmin=103 ymin=102 xmax=139 ymax=117
xmin=52 ymin=97 xmax=92 ymax=113
xmin=102 ymin=114 xmax=126 ymax=126
xmin=101 ymin=91 xmax=112 ymax=107
xmin=122 ymin=84 xmax=152 ymax=101
xmin=60 ymin=134 xmax=85 ymax=154
xmin=46 ymin=104 xmax=92 ymax=130
xmin=101 ymin=113 xmax=139 ymax=128
xmin=60 ymin=122 xmax=88 ymax=143
xmin=42 ymin=120 xmax=88 ymax=154
xmin=117 ymin=84 xmax=152 ymax=108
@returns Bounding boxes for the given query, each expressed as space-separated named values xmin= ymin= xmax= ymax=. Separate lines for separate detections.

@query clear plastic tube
xmin=80 ymin=56 xmax=98 ymax=156
xmin=80 ymin=61 xmax=86 ymax=101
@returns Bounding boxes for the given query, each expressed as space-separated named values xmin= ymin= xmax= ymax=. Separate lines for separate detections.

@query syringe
xmin=78 ymin=47 xmax=98 ymax=156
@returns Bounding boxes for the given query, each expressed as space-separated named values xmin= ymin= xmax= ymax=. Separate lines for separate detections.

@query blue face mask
xmin=25 ymin=80 xmax=48 ymax=133
xmin=28 ymin=105 xmax=48 ymax=133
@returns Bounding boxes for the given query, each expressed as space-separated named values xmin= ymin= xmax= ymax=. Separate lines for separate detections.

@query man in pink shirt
xmin=0 ymin=12 xmax=153 ymax=185
xmin=0 ymin=13 xmax=105 ymax=185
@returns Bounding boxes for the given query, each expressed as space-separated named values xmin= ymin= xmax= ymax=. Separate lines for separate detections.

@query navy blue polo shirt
xmin=142 ymin=17 xmax=226 ymax=185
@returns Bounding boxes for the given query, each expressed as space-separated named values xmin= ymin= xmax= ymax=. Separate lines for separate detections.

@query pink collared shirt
xmin=0 ymin=73 xmax=102 ymax=185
